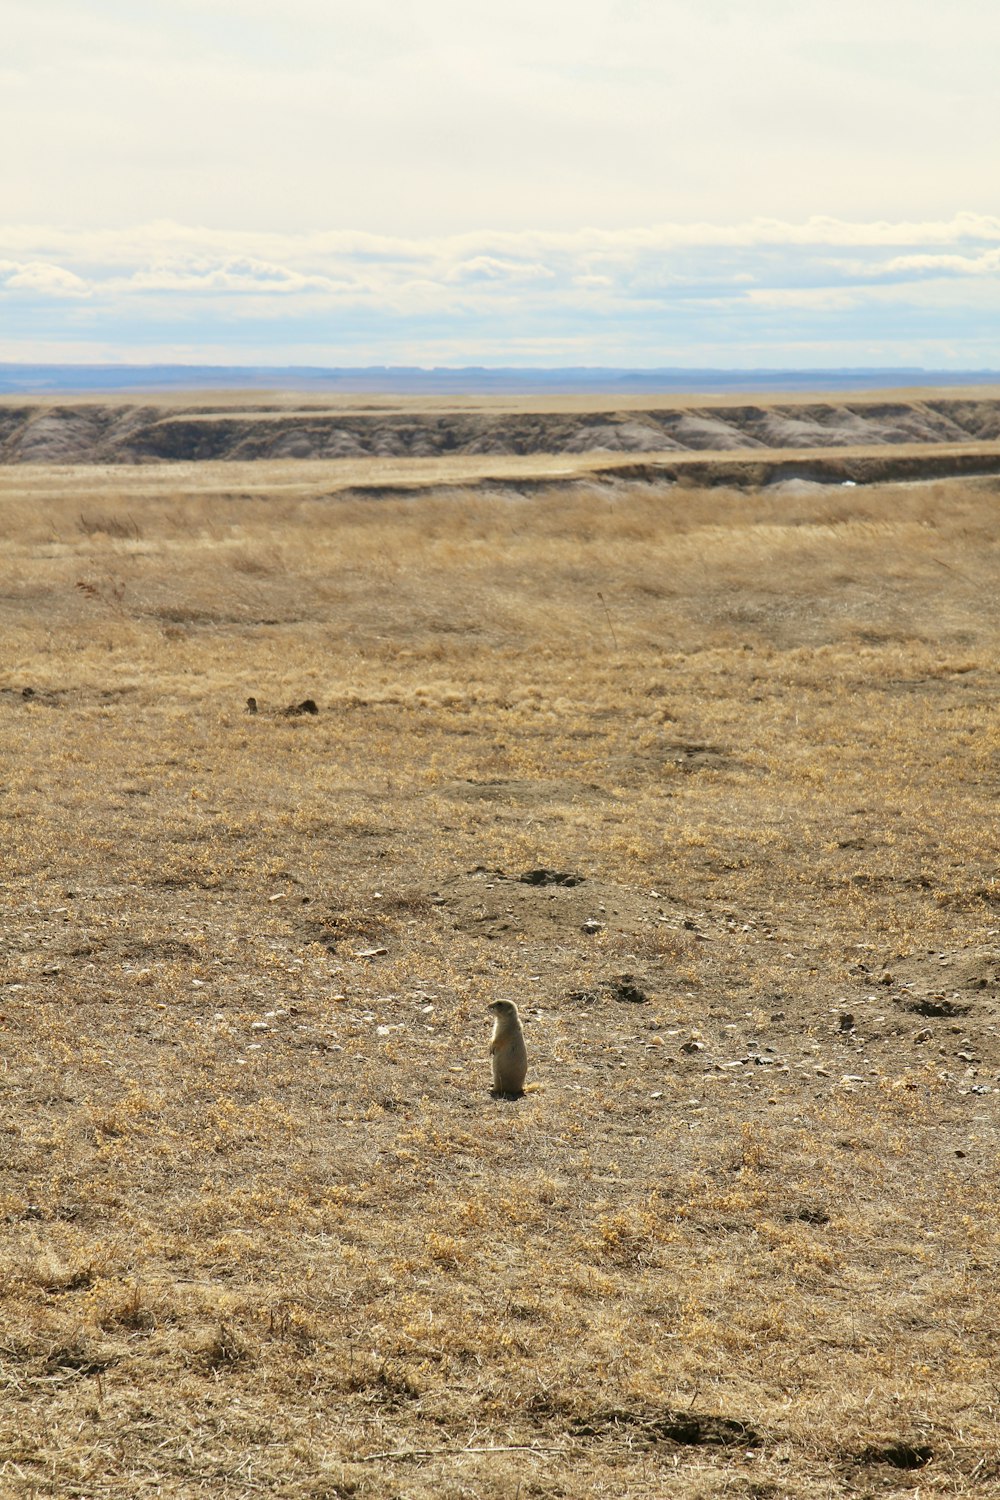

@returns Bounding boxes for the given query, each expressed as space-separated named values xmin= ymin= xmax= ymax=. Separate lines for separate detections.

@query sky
xmin=3 ymin=0 xmax=999 ymax=369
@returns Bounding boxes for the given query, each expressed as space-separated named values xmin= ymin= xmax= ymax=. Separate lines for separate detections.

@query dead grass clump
xmin=603 ymin=924 xmax=697 ymax=961
xmin=77 ymin=511 xmax=141 ymax=540
xmin=30 ymin=1249 xmax=96 ymax=1295
xmin=41 ymin=1335 xmax=111 ymax=1375
xmin=195 ymin=1320 xmax=251 ymax=1372
xmin=228 ymin=545 xmax=285 ymax=575
xmin=75 ymin=575 xmax=128 ymax=616
xmin=376 ymin=887 xmax=437 ymax=919
xmin=264 ymin=1298 xmax=317 ymax=1352
xmin=98 ymin=1283 xmax=159 ymax=1333
xmin=589 ymin=1200 xmax=670 ymax=1268
xmin=307 ymin=900 xmax=390 ymax=952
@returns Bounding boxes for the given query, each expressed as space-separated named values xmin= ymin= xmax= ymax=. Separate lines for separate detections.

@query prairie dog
xmin=488 ymin=1000 xmax=528 ymax=1097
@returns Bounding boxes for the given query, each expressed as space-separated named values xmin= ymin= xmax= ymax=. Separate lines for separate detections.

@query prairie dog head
xmin=488 ymin=999 xmax=522 ymax=1029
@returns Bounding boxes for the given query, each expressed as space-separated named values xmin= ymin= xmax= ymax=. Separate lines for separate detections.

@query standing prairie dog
xmin=488 ymin=1000 xmax=528 ymax=1097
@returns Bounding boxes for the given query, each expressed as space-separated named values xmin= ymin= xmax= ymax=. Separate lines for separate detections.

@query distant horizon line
xmin=2 ymin=361 xmax=999 ymax=398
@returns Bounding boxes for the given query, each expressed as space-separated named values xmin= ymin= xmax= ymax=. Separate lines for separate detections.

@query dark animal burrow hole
xmin=858 ymin=1442 xmax=933 ymax=1470
xmin=899 ymin=998 xmax=971 ymax=1018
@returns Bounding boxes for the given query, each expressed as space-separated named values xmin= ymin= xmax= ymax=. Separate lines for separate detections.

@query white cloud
xmin=744 ymin=287 xmax=865 ymax=312
xmin=0 ymin=260 xmax=91 ymax=297
xmin=445 ymin=257 xmax=555 ymax=286
xmin=2 ymin=212 xmax=999 ymax=366
xmin=125 ymin=256 xmax=358 ymax=295
xmin=877 ymin=249 xmax=1000 ymax=277
xmin=6 ymin=212 xmax=1000 ymax=283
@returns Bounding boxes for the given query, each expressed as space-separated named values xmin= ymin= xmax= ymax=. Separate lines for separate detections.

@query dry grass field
xmin=2 ymin=458 xmax=999 ymax=1498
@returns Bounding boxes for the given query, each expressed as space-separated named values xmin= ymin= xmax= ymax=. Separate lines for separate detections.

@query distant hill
xmin=2 ymin=363 xmax=1000 ymax=397
xmin=4 ymin=390 xmax=1000 ymax=494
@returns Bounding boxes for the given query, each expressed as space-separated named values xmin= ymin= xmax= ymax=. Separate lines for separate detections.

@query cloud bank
xmin=6 ymin=3 xmax=1000 ymax=367
xmin=2 ymin=215 xmax=999 ymax=367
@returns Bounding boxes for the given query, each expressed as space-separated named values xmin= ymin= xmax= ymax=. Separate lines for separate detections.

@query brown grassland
xmin=1 ymin=457 xmax=999 ymax=1498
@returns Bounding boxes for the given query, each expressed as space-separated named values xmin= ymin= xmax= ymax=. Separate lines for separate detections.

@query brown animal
xmin=488 ymin=999 xmax=528 ymax=1098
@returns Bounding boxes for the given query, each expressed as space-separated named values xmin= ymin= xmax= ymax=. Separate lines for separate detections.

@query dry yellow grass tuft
xmin=0 ymin=464 xmax=998 ymax=1497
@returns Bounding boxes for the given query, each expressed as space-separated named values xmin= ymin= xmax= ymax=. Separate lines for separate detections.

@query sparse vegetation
xmin=1 ymin=457 xmax=999 ymax=1497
